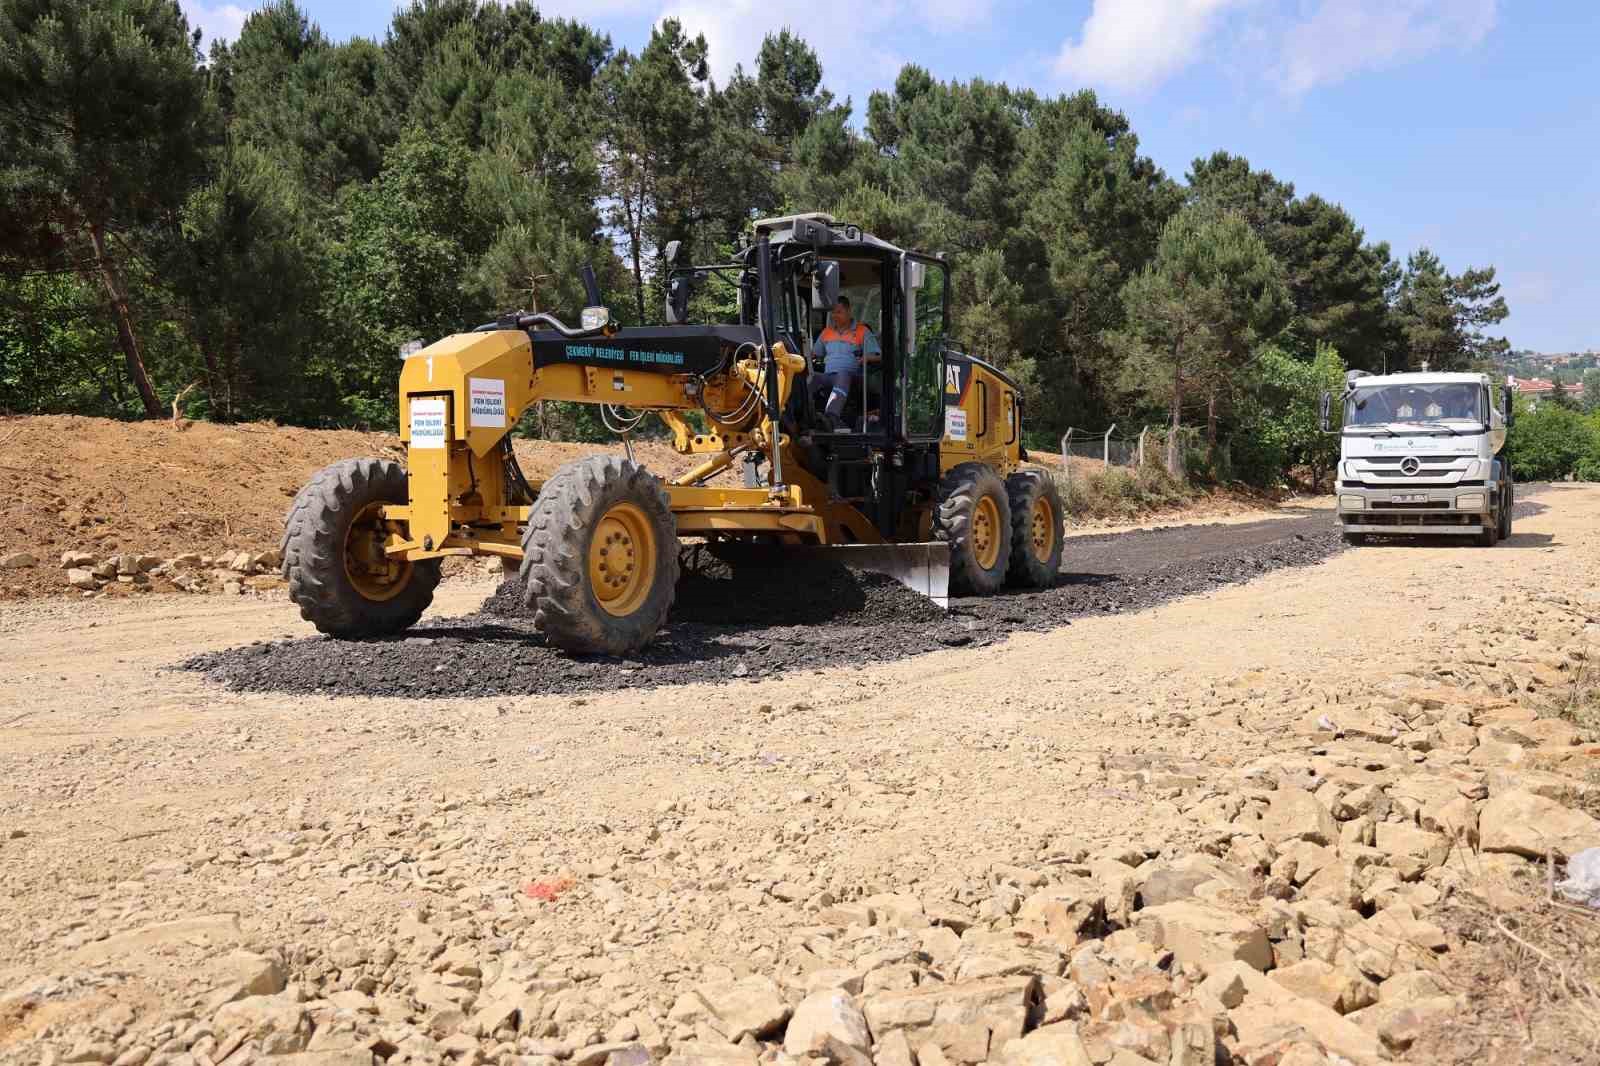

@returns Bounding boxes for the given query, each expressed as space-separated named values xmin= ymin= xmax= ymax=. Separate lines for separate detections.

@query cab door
xmin=900 ymin=253 xmax=949 ymax=442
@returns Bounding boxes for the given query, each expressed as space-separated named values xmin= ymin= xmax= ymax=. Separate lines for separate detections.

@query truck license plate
xmin=1390 ymin=494 xmax=1428 ymax=503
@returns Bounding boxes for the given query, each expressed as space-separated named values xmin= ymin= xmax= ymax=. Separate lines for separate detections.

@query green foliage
xmin=1583 ymin=369 xmax=1600 ymax=415
xmin=321 ymin=130 xmax=487 ymax=424
xmin=1232 ymin=343 xmax=1346 ymax=487
xmin=1506 ymin=399 xmax=1600 ymax=481
xmin=1392 ymin=248 xmax=1509 ymax=371
xmin=1109 ymin=206 xmax=1290 ymax=474
xmin=1187 ymin=154 xmax=1397 ymax=372
xmin=0 ymin=0 xmax=215 ymax=416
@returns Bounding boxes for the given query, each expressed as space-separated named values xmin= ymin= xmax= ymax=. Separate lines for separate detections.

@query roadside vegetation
xmin=0 ymin=0 xmax=1512 ymax=496
xmin=1507 ymin=396 xmax=1600 ymax=482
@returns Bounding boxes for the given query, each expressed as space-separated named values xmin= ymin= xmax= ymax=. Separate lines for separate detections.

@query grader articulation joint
xmin=282 ymin=214 xmax=1065 ymax=655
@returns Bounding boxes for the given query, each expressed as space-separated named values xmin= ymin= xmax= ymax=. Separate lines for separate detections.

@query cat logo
xmin=944 ymin=364 xmax=962 ymax=394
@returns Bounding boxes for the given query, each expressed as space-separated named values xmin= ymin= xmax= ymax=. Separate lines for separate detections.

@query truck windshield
xmin=1345 ymin=384 xmax=1483 ymax=428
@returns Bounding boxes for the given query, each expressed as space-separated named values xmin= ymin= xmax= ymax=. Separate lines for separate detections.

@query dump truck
xmin=1322 ymin=369 xmax=1515 ymax=546
xmin=282 ymin=213 xmax=1065 ymax=653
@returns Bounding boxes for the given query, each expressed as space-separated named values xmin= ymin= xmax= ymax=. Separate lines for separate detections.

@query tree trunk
xmin=1206 ymin=390 xmax=1218 ymax=451
xmin=1167 ymin=357 xmax=1185 ymax=479
xmin=88 ymin=224 xmax=162 ymax=418
xmin=624 ymin=185 xmax=646 ymax=324
xmin=194 ymin=320 xmax=227 ymax=420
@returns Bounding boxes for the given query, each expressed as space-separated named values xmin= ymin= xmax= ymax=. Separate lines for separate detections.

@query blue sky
xmin=181 ymin=1 xmax=1600 ymax=354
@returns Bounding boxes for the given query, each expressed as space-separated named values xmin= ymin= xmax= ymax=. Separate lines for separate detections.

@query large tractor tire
xmin=935 ymin=462 xmax=1012 ymax=596
xmin=520 ymin=455 xmax=679 ymax=655
xmin=1005 ymin=470 xmax=1065 ymax=589
xmin=282 ymin=458 xmax=441 ymax=638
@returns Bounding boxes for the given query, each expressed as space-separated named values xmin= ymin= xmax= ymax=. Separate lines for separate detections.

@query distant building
xmin=1513 ymin=376 xmax=1586 ymax=410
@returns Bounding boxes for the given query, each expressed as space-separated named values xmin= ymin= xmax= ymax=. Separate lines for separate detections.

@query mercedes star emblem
xmin=1400 ymin=456 xmax=1421 ymax=476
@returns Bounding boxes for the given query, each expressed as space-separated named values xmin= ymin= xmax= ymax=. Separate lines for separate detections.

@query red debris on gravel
xmin=522 ymin=876 xmax=577 ymax=901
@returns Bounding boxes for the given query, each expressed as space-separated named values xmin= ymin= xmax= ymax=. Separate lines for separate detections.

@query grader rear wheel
xmin=282 ymin=458 xmax=441 ymax=637
xmin=935 ymin=462 xmax=1013 ymax=596
xmin=520 ymin=455 xmax=679 ymax=655
xmin=1005 ymin=470 xmax=1065 ymax=589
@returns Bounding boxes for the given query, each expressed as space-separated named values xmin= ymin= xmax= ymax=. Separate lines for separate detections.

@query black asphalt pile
xmin=182 ymin=517 xmax=1344 ymax=698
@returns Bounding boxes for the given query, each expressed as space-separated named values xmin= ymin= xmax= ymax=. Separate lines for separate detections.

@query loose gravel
xmin=183 ymin=516 xmax=1345 ymax=698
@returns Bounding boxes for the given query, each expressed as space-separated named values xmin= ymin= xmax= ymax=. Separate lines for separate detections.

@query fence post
xmin=1137 ymin=427 xmax=1147 ymax=469
xmin=1102 ymin=424 xmax=1116 ymax=468
xmin=1060 ymin=429 xmax=1072 ymax=482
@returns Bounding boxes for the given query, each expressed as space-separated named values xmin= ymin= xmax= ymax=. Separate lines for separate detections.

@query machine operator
xmin=814 ymin=295 xmax=880 ymax=425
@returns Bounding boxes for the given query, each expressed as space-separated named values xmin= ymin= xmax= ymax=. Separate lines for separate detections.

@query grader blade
xmin=818 ymin=542 xmax=950 ymax=609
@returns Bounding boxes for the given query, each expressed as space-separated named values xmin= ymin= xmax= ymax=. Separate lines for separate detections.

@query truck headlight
xmin=1456 ymin=493 xmax=1485 ymax=510
xmin=1340 ymin=495 xmax=1365 ymax=511
xmin=1461 ymin=460 xmax=1482 ymax=479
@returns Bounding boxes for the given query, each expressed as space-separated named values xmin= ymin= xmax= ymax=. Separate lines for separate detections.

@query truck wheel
xmin=1476 ymin=519 xmax=1499 ymax=547
xmin=282 ymin=458 xmax=441 ymax=638
xmin=520 ymin=455 xmax=679 ymax=655
xmin=1005 ymin=470 xmax=1064 ymax=588
xmin=1498 ymin=482 xmax=1513 ymax=540
xmin=936 ymin=462 xmax=1012 ymax=596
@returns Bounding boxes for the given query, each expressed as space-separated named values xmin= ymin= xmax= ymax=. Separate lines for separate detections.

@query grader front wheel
xmin=936 ymin=462 xmax=1013 ymax=596
xmin=521 ymin=455 xmax=680 ymax=655
xmin=282 ymin=458 xmax=441 ymax=637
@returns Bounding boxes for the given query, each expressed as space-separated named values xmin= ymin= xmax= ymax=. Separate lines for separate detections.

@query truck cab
xmin=1326 ymin=370 xmax=1515 ymax=546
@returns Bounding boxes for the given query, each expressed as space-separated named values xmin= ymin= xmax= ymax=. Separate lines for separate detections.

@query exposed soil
xmin=182 ymin=515 xmax=1348 ymax=698
xmin=0 ymin=415 xmax=688 ymax=600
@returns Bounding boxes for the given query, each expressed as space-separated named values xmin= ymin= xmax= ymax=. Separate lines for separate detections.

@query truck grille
xmin=1355 ymin=512 xmax=1475 ymax=527
xmin=1360 ymin=456 xmax=1466 ymax=464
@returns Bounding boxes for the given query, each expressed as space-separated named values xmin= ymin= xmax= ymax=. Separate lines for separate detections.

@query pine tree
xmin=1393 ymin=249 xmax=1509 ymax=371
xmin=0 ymin=0 xmax=215 ymax=417
xmin=1111 ymin=207 xmax=1290 ymax=476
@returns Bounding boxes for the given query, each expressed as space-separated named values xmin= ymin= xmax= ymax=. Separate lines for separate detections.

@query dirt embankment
xmin=0 ymin=415 xmax=687 ymax=600
xmin=0 ymin=415 xmax=1296 ymax=602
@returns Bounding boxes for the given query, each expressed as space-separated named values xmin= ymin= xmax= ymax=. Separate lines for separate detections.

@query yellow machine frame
xmin=381 ymin=327 xmax=1022 ymax=567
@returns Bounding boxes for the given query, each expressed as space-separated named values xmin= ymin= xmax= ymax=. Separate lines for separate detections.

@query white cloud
xmin=656 ymin=0 xmax=989 ymax=91
xmin=1051 ymin=0 xmax=1497 ymax=97
xmin=181 ymin=1 xmax=248 ymax=49
xmin=1275 ymin=0 xmax=1497 ymax=94
xmin=1054 ymin=0 xmax=1253 ymax=95
xmin=526 ymin=0 xmax=658 ymax=18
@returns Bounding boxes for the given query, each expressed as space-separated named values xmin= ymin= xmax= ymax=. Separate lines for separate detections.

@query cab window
xmin=902 ymin=256 xmax=947 ymax=438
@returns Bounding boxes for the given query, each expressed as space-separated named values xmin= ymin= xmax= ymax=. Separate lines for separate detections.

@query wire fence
xmin=1058 ymin=425 xmax=1234 ymax=483
xmin=1059 ymin=425 xmax=1150 ymax=479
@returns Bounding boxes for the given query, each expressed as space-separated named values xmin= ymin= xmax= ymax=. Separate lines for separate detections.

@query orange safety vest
xmin=818 ymin=322 xmax=868 ymax=373
xmin=819 ymin=322 xmax=867 ymax=346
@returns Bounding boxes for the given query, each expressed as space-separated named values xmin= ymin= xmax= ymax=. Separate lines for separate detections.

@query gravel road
xmin=183 ymin=513 xmax=1346 ymax=698
xmin=2 ymin=487 xmax=1594 ymax=1066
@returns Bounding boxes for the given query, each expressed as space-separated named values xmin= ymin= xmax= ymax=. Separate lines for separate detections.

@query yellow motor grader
xmin=282 ymin=214 xmax=1064 ymax=654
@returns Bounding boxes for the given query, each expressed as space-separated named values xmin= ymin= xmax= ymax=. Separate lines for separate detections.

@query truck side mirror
xmin=1319 ymin=391 xmax=1333 ymax=432
xmin=1502 ymin=388 xmax=1515 ymax=428
xmin=665 ymin=274 xmax=691 ymax=325
xmin=813 ymin=260 xmax=840 ymax=310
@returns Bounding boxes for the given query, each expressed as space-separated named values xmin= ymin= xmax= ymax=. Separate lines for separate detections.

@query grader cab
xmin=282 ymin=213 xmax=1064 ymax=654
